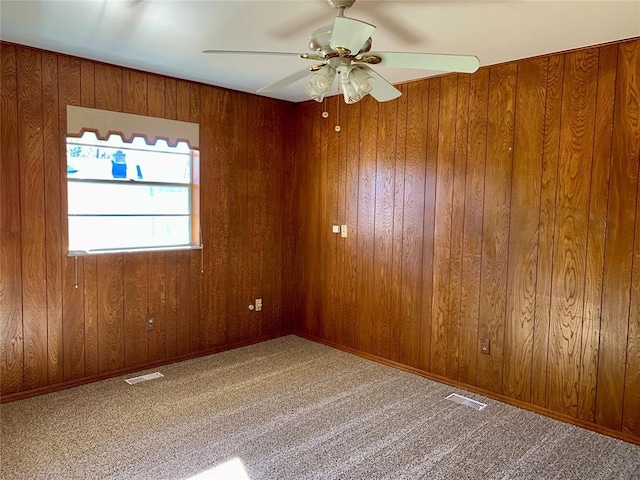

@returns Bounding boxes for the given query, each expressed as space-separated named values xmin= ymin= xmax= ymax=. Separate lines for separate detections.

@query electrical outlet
xmin=332 ymin=225 xmax=340 ymax=234
xmin=255 ymin=298 xmax=262 ymax=312
xmin=146 ymin=316 xmax=155 ymax=331
xmin=481 ymin=338 xmax=490 ymax=355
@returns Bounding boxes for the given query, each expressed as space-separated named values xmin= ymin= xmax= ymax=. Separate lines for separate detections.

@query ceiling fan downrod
xmin=328 ymin=0 xmax=355 ymax=16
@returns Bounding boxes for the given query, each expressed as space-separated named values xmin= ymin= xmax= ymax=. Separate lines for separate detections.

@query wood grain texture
xmin=355 ymin=96 xmax=378 ymax=353
xmin=447 ymin=74 xmax=469 ymax=380
xmin=371 ymin=95 xmax=397 ymax=359
xmin=200 ymin=86 xmax=229 ymax=348
xmin=17 ymin=47 xmax=48 ymax=390
xmin=0 ymin=44 xmax=24 ymax=395
xmin=547 ymin=48 xmax=599 ymax=416
xmin=430 ymin=74 xmax=457 ymax=377
xmin=58 ymin=54 xmax=85 ymax=382
xmin=1 ymin=43 xmax=290 ymax=402
xmin=124 ymin=253 xmax=148 ymax=367
xmin=324 ymin=97 xmax=339 ymax=344
xmin=80 ymin=58 xmax=98 ymax=378
xmin=343 ymin=101 xmax=361 ymax=349
xmin=398 ymin=81 xmax=427 ymax=368
xmin=225 ymin=91 xmax=249 ymax=344
xmin=97 ymin=255 xmax=124 ymax=373
xmin=578 ymin=44 xmax=617 ymax=422
xmin=419 ymin=78 xmax=440 ymax=372
xmin=83 ymin=257 xmax=99 ymax=376
xmin=476 ymin=63 xmax=516 ymax=394
xmin=175 ymin=251 xmax=191 ymax=356
xmin=165 ymin=252 xmax=178 ymax=358
xmin=503 ymin=58 xmax=547 ymax=402
xmin=389 ymin=85 xmax=407 ymax=364
xmin=458 ymin=68 xmax=488 ymax=386
xmin=42 ymin=52 xmax=64 ymax=385
xmin=531 ymin=54 xmax=565 ymax=408
xmin=597 ymin=39 xmax=640 ymax=430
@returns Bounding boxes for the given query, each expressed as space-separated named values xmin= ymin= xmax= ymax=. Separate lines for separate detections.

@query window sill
xmin=68 ymin=245 xmax=203 ymax=257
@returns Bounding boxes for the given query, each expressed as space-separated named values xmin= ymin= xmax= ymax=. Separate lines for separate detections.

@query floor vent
xmin=125 ymin=372 xmax=164 ymax=385
xmin=446 ymin=393 xmax=487 ymax=411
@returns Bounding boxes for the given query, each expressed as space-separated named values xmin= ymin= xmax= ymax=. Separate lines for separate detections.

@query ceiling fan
xmin=203 ymin=0 xmax=480 ymax=104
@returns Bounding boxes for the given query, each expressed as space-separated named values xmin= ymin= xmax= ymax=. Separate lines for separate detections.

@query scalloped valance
xmin=67 ymin=105 xmax=199 ymax=149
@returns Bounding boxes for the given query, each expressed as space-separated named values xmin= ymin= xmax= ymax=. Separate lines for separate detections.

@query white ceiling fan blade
xmin=257 ymin=68 xmax=314 ymax=93
xmin=369 ymin=52 xmax=480 ymax=73
xmin=203 ymin=50 xmax=303 ymax=57
xmin=359 ymin=66 xmax=401 ymax=102
xmin=330 ymin=17 xmax=376 ymax=55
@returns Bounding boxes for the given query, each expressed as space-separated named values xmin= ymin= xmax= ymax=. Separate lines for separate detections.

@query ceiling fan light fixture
xmin=340 ymin=65 xmax=375 ymax=104
xmin=306 ymin=65 xmax=336 ymax=102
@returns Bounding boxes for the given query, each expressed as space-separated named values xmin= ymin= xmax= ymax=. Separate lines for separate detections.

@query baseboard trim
xmin=0 ymin=331 xmax=292 ymax=404
xmin=293 ymin=330 xmax=640 ymax=447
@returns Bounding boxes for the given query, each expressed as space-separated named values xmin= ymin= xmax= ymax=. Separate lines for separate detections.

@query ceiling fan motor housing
xmin=308 ymin=25 xmax=372 ymax=57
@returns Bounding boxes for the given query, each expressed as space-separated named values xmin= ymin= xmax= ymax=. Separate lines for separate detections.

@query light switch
xmin=341 ymin=225 xmax=348 ymax=238
xmin=255 ymin=298 xmax=262 ymax=312
xmin=332 ymin=225 xmax=340 ymax=234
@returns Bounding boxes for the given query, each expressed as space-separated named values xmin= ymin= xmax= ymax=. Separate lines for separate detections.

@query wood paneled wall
xmin=0 ymin=43 xmax=294 ymax=399
xmin=291 ymin=38 xmax=640 ymax=441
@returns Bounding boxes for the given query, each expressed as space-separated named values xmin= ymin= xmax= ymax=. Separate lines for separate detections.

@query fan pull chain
xmin=322 ymin=97 xmax=329 ymax=118
xmin=335 ymin=97 xmax=341 ymax=132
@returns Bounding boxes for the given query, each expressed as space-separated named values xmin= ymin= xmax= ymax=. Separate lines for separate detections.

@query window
xmin=67 ymin=131 xmax=200 ymax=254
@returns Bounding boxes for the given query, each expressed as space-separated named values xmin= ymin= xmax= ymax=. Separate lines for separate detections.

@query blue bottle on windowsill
xmin=111 ymin=150 xmax=127 ymax=179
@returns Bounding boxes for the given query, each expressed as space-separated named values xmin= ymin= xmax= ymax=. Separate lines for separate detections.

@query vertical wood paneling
xmin=476 ymin=63 xmax=517 ymax=394
xmin=147 ymin=253 xmax=166 ymax=362
xmin=124 ymin=254 xmax=148 ymax=367
xmin=226 ymin=91 xmax=249 ymax=344
xmin=546 ymin=48 xmax=599 ymax=416
xmin=175 ymin=252 xmax=191 ymax=356
xmin=531 ymin=54 xmax=565 ymax=408
xmin=200 ymin=86 xmax=230 ymax=348
xmin=430 ymin=75 xmax=457 ymax=376
xmin=80 ymin=59 xmax=98 ymax=378
xmin=324 ymin=97 xmax=339 ymax=343
xmin=165 ymin=252 xmax=178 ymax=358
xmin=188 ymin=83 xmax=201 ymax=351
xmin=503 ymin=58 xmax=547 ymax=402
xmin=94 ymin=63 xmax=123 ymax=375
xmin=261 ymin=98 xmax=283 ymax=336
xmin=343 ymin=101 xmax=361 ymax=349
xmin=355 ymin=96 xmax=378 ymax=353
xmin=18 ymin=47 xmax=48 ymax=390
xmin=1 ymin=44 xmax=290 ymax=403
xmin=42 ymin=52 xmax=63 ymax=385
xmin=83 ymin=258 xmax=98 ymax=376
xmin=578 ymin=44 xmax=617 ymax=422
xmin=389 ymin=86 xmax=407 ymax=363
xmin=247 ymin=96 xmax=268 ymax=340
xmin=97 ymin=255 xmax=124 ymax=373
xmin=146 ymin=74 xmax=167 ymax=362
xmin=0 ymin=44 xmax=24 ymax=395
xmin=597 ymin=40 xmax=640 ymax=430
xmin=447 ymin=74 xmax=469 ymax=380
xmin=624 ymin=160 xmax=640 ymax=436
xmin=371 ymin=97 xmax=397 ymax=359
xmin=398 ymin=81 xmax=427 ymax=368
xmin=58 ymin=55 xmax=84 ymax=381
xmin=621 ymin=46 xmax=640 ymax=440
xmin=419 ymin=78 xmax=440 ymax=372
xmin=459 ymin=68 xmax=488 ymax=386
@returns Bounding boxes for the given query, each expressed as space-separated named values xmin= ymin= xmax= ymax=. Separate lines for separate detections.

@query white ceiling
xmin=1 ymin=0 xmax=638 ymax=103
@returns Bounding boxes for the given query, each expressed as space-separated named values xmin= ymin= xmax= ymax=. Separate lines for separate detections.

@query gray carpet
xmin=1 ymin=335 xmax=639 ymax=480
